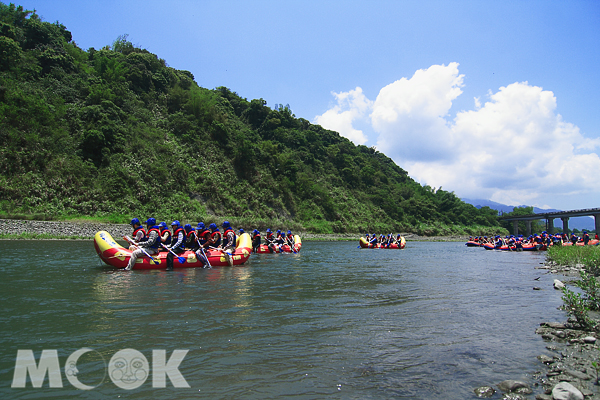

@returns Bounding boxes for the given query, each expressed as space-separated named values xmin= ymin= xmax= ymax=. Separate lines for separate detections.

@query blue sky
xmin=17 ymin=0 xmax=600 ymax=211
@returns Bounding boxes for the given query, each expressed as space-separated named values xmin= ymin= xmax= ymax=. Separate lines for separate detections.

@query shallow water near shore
xmin=0 ymin=240 xmax=566 ymax=399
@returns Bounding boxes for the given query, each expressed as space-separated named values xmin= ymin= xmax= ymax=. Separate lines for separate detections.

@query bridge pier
xmin=512 ymin=220 xmax=519 ymax=236
xmin=561 ymin=217 xmax=569 ymax=234
xmin=546 ymin=218 xmax=554 ymax=234
xmin=526 ymin=221 xmax=532 ymax=237
xmin=595 ymin=214 xmax=600 ymax=234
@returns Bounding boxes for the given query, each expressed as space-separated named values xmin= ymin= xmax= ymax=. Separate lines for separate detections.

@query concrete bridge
xmin=498 ymin=207 xmax=600 ymax=236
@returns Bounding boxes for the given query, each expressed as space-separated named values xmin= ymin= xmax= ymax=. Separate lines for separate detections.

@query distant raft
xmin=94 ymin=231 xmax=252 ymax=269
xmin=359 ymin=237 xmax=406 ymax=249
xmin=256 ymin=235 xmax=302 ymax=253
xmin=482 ymin=242 xmax=542 ymax=251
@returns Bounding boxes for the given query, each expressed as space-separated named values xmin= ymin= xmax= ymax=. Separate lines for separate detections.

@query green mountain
xmin=0 ymin=3 xmax=502 ymax=235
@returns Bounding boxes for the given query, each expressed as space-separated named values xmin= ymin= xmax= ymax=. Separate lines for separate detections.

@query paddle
xmin=286 ymin=237 xmax=297 ymax=253
xmin=161 ymin=244 xmax=186 ymax=264
xmin=200 ymin=247 xmax=212 ymax=269
xmin=123 ymin=235 xmax=158 ymax=263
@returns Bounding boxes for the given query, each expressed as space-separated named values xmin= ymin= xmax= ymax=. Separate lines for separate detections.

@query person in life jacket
xmin=251 ymin=229 xmax=261 ymax=253
xmin=494 ymin=236 xmax=503 ymax=249
xmin=192 ymin=222 xmax=210 ymax=268
xmin=129 ymin=218 xmax=147 ymax=250
xmin=570 ymin=233 xmax=579 ymax=245
xmin=515 ymin=235 xmax=523 ymax=249
xmin=219 ymin=221 xmax=236 ymax=266
xmin=126 ymin=217 xmax=160 ymax=270
xmin=368 ymin=234 xmax=377 ymax=247
xmin=196 ymin=222 xmax=211 ymax=249
xmin=273 ymin=229 xmax=285 ymax=253
xmin=396 ymin=234 xmax=404 ymax=246
xmin=285 ymin=230 xmax=295 ymax=249
xmin=158 ymin=222 xmax=171 ymax=251
xmin=507 ymin=235 xmax=516 ymax=249
xmin=386 ymin=233 xmax=395 ymax=248
xmin=583 ymin=231 xmax=590 ymax=245
xmin=183 ymin=224 xmax=199 ymax=252
xmin=275 ymin=230 xmax=284 ymax=245
xmin=209 ymin=223 xmax=221 ymax=248
xmin=265 ymin=228 xmax=276 ymax=253
xmin=166 ymin=220 xmax=185 ymax=271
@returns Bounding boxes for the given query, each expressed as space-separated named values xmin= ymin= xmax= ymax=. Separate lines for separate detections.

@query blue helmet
xmin=184 ymin=224 xmax=193 ymax=232
xmin=145 ymin=217 xmax=156 ymax=226
xmin=209 ymin=223 xmax=217 ymax=230
xmin=239 ymin=228 xmax=245 ymax=233
xmin=253 ymin=229 xmax=259 ymax=234
xmin=130 ymin=218 xmax=141 ymax=226
xmin=159 ymin=222 xmax=168 ymax=229
xmin=197 ymin=222 xmax=206 ymax=230
xmin=287 ymin=230 xmax=291 ymax=234
xmin=222 ymin=221 xmax=231 ymax=229
xmin=266 ymin=228 xmax=272 ymax=233
xmin=171 ymin=220 xmax=180 ymax=227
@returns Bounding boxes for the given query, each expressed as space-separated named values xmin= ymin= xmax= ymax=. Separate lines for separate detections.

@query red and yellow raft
xmin=255 ymin=235 xmax=302 ymax=253
xmin=359 ymin=237 xmax=406 ymax=249
xmin=94 ymin=231 xmax=252 ymax=269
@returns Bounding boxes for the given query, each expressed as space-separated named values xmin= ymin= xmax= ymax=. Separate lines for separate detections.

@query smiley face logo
xmin=64 ymin=348 xmax=106 ymax=390
xmin=108 ymin=349 xmax=149 ymax=389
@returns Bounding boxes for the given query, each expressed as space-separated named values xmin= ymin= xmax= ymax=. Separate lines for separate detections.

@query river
xmin=0 ymin=240 xmax=566 ymax=399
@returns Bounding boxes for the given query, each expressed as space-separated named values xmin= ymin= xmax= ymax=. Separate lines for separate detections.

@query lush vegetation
xmin=0 ymin=3 xmax=504 ymax=234
xmin=547 ymin=245 xmax=600 ymax=330
xmin=547 ymin=245 xmax=600 ymax=274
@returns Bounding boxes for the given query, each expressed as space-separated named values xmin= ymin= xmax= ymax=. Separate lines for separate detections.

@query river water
xmin=0 ymin=240 xmax=566 ymax=399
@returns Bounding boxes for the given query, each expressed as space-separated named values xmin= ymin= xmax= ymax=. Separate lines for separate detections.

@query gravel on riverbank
xmin=0 ymin=219 xmax=470 ymax=242
xmin=0 ymin=219 xmax=131 ymax=239
xmin=530 ymin=260 xmax=600 ymax=399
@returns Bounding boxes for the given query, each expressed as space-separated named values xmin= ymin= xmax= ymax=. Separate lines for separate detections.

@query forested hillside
xmin=0 ymin=3 xmax=503 ymax=234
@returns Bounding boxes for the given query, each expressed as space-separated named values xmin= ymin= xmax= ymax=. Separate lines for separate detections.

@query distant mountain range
xmin=461 ymin=198 xmax=595 ymax=231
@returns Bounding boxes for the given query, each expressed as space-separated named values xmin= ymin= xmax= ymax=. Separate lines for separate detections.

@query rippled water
xmin=0 ymin=240 xmax=566 ymax=399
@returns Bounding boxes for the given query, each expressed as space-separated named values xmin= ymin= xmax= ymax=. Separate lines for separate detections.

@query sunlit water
xmin=0 ymin=240 xmax=566 ymax=399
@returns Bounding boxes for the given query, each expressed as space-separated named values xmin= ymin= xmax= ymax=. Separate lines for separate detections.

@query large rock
xmin=551 ymin=382 xmax=583 ymax=400
xmin=553 ymin=279 xmax=565 ymax=290
xmin=497 ymin=380 xmax=532 ymax=394
xmin=473 ymin=386 xmax=495 ymax=398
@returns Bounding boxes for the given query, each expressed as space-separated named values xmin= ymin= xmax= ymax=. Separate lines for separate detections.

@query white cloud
xmin=313 ymin=87 xmax=372 ymax=145
xmin=314 ymin=63 xmax=600 ymax=208
xmin=371 ymin=63 xmax=464 ymax=162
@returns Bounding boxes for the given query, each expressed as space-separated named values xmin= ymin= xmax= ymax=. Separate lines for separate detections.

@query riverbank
xmin=529 ymin=257 xmax=600 ymax=399
xmin=0 ymin=219 xmax=470 ymax=242
xmin=0 ymin=218 xmax=130 ymax=240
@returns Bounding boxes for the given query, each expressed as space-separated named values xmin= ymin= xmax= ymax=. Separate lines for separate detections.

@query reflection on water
xmin=0 ymin=240 xmax=566 ymax=399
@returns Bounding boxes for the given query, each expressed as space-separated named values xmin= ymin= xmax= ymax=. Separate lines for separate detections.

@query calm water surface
xmin=0 ymin=240 xmax=566 ymax=399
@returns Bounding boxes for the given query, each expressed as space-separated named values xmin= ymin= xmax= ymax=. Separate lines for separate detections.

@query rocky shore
xmin=0 ymin=218 xmax=131 ymax=239
xmin=0 ymin=219 xmax=471 ymax=242
xmin=473 ymin=261 xmax=600 ymax=399
xmin=530 ymin=262 xmax=600 ymax=400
